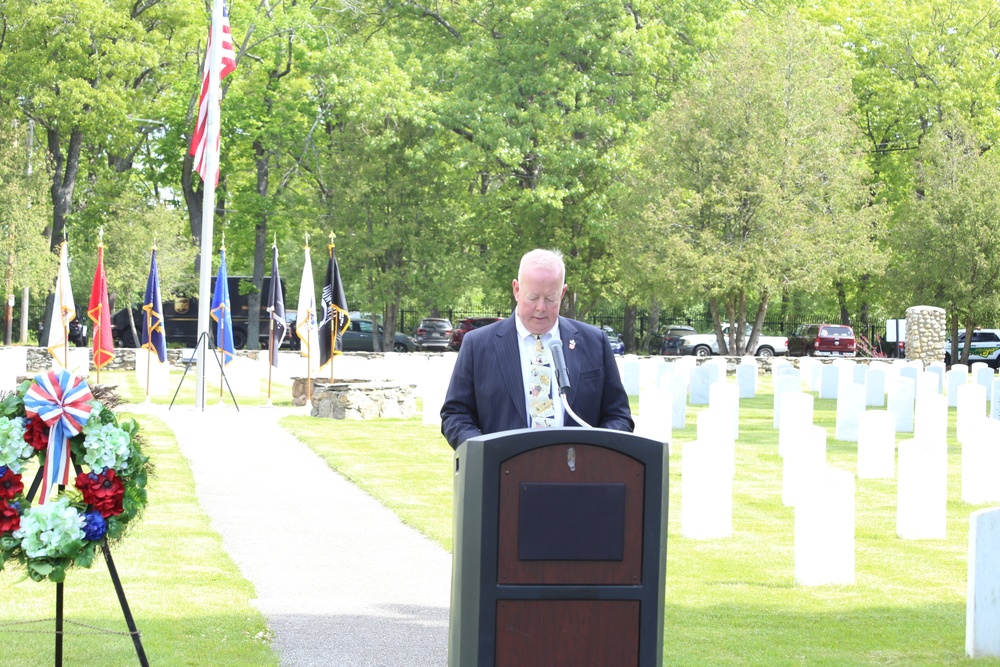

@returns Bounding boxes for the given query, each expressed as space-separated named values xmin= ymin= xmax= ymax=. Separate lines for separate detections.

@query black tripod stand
xmin=168 ymin=331 xmax=239 ymax=411
xmin=22 ymin=467 xmax=149 ymax=667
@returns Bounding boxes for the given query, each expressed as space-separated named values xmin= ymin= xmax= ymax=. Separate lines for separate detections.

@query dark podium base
xmin=449 ymin=428 xmax=668 ymax=667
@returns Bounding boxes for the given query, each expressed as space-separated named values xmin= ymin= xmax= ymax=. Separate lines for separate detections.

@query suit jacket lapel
xmin=559 ymin=317 xmax=582 ymax=400
xmin=496 ymin=317 xmax=527 ymax=426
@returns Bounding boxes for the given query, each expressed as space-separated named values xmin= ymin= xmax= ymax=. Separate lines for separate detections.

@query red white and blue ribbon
xmin=23 ymin=370 xmax=93 ymax=504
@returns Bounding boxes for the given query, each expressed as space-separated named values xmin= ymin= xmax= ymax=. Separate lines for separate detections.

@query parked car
xmin=787 ymin=323 xmax=856 ymax=357
xmin=944 ymin=329 xmax=1000 ymax=367
xmin=601 ymin=325 xmax=625 ymax=355
xmin=449 ymin=317 xmax=504 ymax=351
xmin=658 ymin=325 xmax=697 ymax=356
xmin=414 ymin=317 xmax=453 ymax=351
xmin=679 ymin=325 xmax=787 ymax=357
xmin=342 ymin=319 xmax=417 ymax=352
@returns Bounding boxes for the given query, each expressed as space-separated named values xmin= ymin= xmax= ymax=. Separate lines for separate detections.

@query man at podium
xmin=441 ymin=248 xmax=633 ymax=449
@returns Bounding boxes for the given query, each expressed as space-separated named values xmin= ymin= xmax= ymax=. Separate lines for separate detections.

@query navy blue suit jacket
xmin=440 ymin=315 xmax=634 ymax=449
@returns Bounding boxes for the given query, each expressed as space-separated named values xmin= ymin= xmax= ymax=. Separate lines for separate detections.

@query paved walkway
xmin=130 ymin=403 xmax=452 ymax=667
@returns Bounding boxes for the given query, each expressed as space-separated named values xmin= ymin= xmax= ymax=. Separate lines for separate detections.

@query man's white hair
xmin=518 ymin=249 xmax=566 ymax=284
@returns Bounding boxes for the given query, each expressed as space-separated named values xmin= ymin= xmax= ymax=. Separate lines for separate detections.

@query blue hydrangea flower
xmin=81 ymin=510 xmax=107 ymax=541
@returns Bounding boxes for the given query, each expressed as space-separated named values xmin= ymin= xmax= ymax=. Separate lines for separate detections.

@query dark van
xmin=110 ymin=276 xmax=297 ymax=350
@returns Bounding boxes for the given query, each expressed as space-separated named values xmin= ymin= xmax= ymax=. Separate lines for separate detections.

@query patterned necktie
xmin=528 ymin=334 xmax=556 ymax=428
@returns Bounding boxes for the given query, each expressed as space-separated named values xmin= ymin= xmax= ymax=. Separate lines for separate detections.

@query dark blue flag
xmin=141 ymin=248 xmax=167 ymax=362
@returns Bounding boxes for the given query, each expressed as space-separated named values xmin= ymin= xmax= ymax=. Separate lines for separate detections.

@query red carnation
xmin=0 ymin=468 xmax=23 ymax=500
xmin=0 ymin=499 xmax=19 ymax=533
xmin=75 ymin=469 xmax=124 ymax=518
xmin=23 ymin=417 xmax=50 ymax=452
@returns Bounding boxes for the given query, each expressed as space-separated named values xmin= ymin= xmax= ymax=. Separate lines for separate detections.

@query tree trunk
xmin=709 ymin=298 xmax=726 ymax=355
xmin=47 ymin=127 xmax=83 ymax=251
xmin=961 ymin=313 xmax=975 ymax=365
xmin=835 ymin=280 xmax=851 ymax=325
xmin=645 ymin=298 xmax=660 ymax=355
xmin=747 ymin=291 xmax=770 ymax=355
xmin=623 ymin=302 xmax=637 ymax=355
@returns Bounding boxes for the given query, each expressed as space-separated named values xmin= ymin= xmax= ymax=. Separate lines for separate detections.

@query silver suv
xmin=415 ymin=318 xmax=453 ymax=351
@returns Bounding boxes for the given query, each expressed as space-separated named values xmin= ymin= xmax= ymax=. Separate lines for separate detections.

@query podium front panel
xmin=497 ymin=443 xmax=644 ymax=585
xmin=495 ymin=599 xmax=640 ymax=667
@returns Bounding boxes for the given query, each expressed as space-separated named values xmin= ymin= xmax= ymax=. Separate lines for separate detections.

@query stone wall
xmin=904 ymin=305 xmax=946 ymax=366
xmin=302 ymin=379 xmax=417 ymax=420
xmin=22 ymin=347 xmax=261 ymax=373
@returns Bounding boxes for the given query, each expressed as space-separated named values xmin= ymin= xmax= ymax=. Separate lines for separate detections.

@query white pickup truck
xmin=679 ymin=325 xmax=787 ymax=358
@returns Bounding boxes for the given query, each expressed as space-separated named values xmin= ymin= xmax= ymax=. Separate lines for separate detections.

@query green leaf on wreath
xmin=29 ymin=561 xmax=53 ymax=577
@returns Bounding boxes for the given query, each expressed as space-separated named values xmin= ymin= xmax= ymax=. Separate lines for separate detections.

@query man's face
xmin=513 ymin=265 xmax=567 ymax=336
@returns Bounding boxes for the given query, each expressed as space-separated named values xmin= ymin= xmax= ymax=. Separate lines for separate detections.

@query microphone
xmin=548 ymin=339 xmax=571 ymax=395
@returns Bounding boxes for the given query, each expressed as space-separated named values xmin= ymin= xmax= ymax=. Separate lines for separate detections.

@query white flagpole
xmin=195 ymin=0 xmax=224 ymax=410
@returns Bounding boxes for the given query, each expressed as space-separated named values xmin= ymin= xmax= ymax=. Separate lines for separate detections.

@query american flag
xmin=190 ymin=0 xmax=236 ymax=184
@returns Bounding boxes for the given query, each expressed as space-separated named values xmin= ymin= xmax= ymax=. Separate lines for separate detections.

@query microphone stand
xmin=548 ymin=339 xmax=593 ymax=429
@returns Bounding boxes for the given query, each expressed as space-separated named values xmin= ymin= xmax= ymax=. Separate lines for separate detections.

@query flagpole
xmin=267 ymin=318 xmax=275 ymax=405
xmin=328 ymin=240 xmax=336 ymax=383
xmin=195 ymin=0 xmax=224 ymax=410
xmin=96 ymin=231 xmax=103 ymax=385
xmin=144 ymin=309 xmax=152 ymax=402
xmin=60 ymin=239 xmax=69 ymax=370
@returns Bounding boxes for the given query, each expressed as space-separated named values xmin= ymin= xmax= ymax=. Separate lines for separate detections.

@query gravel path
xmin=132 ymin=403 xmax=451 ymax=667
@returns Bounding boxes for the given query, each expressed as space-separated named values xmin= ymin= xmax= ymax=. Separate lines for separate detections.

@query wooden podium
xmin=449 ymin=428 xmax=669 ymax=667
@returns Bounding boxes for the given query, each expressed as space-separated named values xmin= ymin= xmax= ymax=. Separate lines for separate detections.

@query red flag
xmin=88 ymin=245 xmax=114 ymax=369
xmin=189 ymin=0 xmax=236 ymax=184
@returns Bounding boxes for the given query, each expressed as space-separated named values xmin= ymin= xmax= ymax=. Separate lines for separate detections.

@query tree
xmin=0 ymin=116 xmax=56 ymax=342
xmin=891 ymin=120 xmax=1000 ymax=363
xmin=633 ymin=9 xmax=884 ymax=354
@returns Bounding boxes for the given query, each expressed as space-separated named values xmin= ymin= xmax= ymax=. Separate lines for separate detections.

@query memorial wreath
xmin=0 ymin=370 xmax=150 ymax=583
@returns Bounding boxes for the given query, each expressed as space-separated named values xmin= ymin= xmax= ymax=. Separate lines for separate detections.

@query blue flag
xmin=210 ymin=248 xmax=235 ymax=366
xmin=141 ymin=248 xmax=167 ymax=362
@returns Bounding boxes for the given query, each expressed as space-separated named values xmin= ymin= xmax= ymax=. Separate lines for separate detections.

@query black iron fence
xmin=400 ymin=307 xmax=900 ymax=356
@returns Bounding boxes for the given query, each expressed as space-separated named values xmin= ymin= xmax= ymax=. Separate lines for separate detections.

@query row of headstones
xmin=677 ymin=377 xmax=1000 ymax=657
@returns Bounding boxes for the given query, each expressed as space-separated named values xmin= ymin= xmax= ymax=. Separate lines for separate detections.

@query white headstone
xmin=0 ymin=347 xmax=27 ymax=391
xmin=709 ymin=382 xmax=740 ymax=442
xmin=797 ymin=357 xmax=819 ymax=391
xmin=957 ymin=383 xmax=987 ymax=444
xmin=975 ymin=365 xmax=995 ymax=401
xmin=421 ymin=376 xmax=449 ymax=427
xmin=794 ymin=467 xmax=855 ymax=586
xmin=962 ymin=418 xmax=1000 ymax=504
xmin=992 ymin=378 xmax=1000 ymax=421
xmin=852 ymin=363 xmax=868 ymax=386
xmin=897 ymin=438 xmax=947 ymax=540
xmin=947 ymin=366 xmax=969 ymax=408
xmin=888 ymin=377 xmax=915 ymax=433
xmin=914 ymin=392 xmax=948 ymax=447
xmin=899 ymin=365 xmax=919 ymax=390
xmin=925 ymin=362 xmax=945 ymax=394
xmin=782 ymin=425 xmax=827 ymax=507
xmin=857 ymin=410 xmax=896 ymax=479
xmin=966 ymin=507 xmax=1000 ymax=658
xmin=52 ymin=348 xmax=90 ymax=376
xmin=666 ymin=374 xmax=688 ymax=430
xmin=636 ymin=386 xmax=672 ymax=446
xmin=835 ymin=383 xmax=866 ymax=442
xmin=689 ymin=365 xmax=713 ymax=405
xmin=134 ymin=348 xmax=170 ymax=397
xmin=621 ymin=355 xmax=640 ymax=395
xmin=736 ymin=362 xmax=757 ymax=398
xmin=778 ymin=392 xmax=815 ymax=458
xmin=681 ymin=439 xmax=733 ymax=539
xmin=696 ymin=409 xmax=735 ymax=480
xmin=865 ymin=367 xmax=886 ymax=407
xmin=819 ymin=364 xmax=839 ymax=399
xmin=773 ymin=375 xmax=803 ymax=429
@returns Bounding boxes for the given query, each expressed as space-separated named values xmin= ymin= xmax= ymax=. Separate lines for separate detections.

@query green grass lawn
xmin=0 ymin=409 xmax=278 ymax=667
xmin=282 ymin=374 xmax=1000 ymax=667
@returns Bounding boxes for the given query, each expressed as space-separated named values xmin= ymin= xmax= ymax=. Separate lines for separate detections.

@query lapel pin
xmin=569 ymin=340 xmax=576 ymax=350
